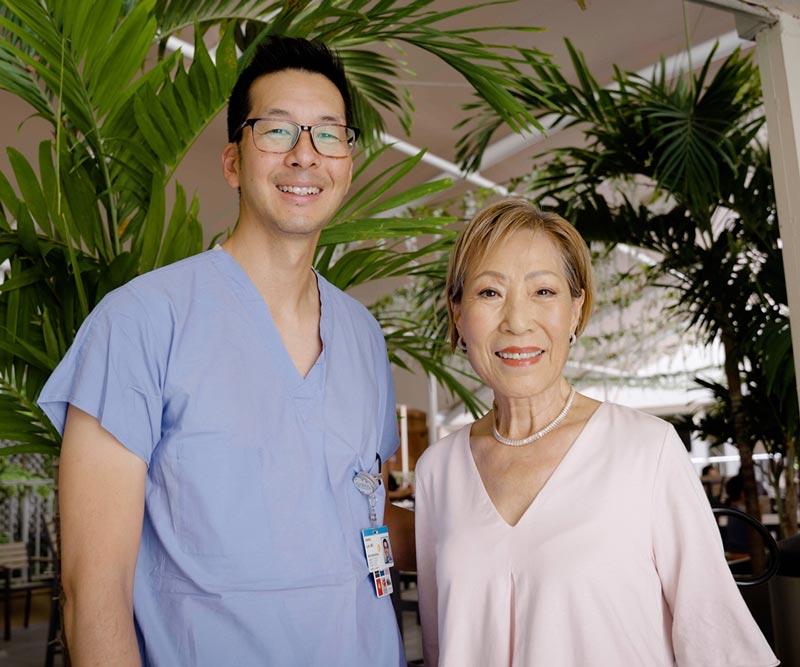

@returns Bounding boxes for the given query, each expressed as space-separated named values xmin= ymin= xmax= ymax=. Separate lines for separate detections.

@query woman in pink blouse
xmin=414 ymin=198 xmax=778 ymax=666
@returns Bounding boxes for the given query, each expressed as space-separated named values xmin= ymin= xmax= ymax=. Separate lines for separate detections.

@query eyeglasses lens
xmin=251 ymin=120 xmax=354 ymax=157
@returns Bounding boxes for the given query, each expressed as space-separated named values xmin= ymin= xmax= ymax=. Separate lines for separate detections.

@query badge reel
xmin=353 ymin=471 xmax=395 ymax=598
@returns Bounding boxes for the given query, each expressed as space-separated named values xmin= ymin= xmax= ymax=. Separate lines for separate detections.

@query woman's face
xmin=453 ymin=228 xmax=584 ymax=401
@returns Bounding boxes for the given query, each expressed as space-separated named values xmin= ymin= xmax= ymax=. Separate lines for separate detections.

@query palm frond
xmin=0 ymin=376 xmax=60 ymax=453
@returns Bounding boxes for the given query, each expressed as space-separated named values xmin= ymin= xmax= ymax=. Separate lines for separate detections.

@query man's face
xmin=223 ymin=69 xmax=354 ymax=239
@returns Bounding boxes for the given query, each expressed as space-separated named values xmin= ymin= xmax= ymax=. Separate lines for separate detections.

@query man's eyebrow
xmin=259 ymin=107 xmax=344 ymax=123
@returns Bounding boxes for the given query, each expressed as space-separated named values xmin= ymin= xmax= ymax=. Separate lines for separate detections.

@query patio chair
xmin=0 ymin=540 xmax=53 ymax=641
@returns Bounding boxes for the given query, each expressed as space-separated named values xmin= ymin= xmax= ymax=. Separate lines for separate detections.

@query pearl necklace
xmin=492 ymin=386 xmax=576 ymax=447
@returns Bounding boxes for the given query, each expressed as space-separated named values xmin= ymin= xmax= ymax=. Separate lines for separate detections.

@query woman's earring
xmin=457 ymin=335 xmax=467 ymax=352
xmin=569 ymin=332 xmax=577 ymax=347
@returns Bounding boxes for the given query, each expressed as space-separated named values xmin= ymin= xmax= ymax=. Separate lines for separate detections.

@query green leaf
xmin=137 ymin=173 xmax=167 ymax=274
xmin=89 ymin=1 xmax=158 ymax=113
xmin=96 ymin=252 xmax=138 ymax=303
xmin=0 ymin=325 xmax=58 ymax=372
xmin=158 ymin=185 xmax=204 ymax=267
xmin=134 ymin=84 xmax=177 ymax=164
xmin=7 ymin=148 xmax=51 ymax=237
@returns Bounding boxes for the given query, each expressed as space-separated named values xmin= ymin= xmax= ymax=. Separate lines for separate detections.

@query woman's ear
xmin=452 ymin=301 xmax=461 ymax=329
xmin=571 ymin=289 xmax=585 ymax=334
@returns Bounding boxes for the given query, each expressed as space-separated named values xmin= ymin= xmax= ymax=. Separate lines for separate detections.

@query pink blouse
xmin=415 ymin=402 xmax=778 ymax=666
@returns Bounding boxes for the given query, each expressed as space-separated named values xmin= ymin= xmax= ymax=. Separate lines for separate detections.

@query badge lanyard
xmin=353 ymin=460 xmax=395 ymax=598
xmin=353 ymin=471 xmax=381 ymax=526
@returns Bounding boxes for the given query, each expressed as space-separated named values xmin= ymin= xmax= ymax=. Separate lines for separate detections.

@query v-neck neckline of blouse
xmin=465 ymin=401 xmax=607 ymax=529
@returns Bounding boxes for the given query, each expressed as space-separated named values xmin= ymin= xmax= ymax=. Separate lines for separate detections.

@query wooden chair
xmin=0 ymin=540 xmax=53 ymax=641
xmin=384 ymin=501 xmax=418 ymax=637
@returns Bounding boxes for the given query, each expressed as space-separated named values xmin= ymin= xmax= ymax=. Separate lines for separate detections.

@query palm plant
xmin=507 ymin=41 xmax=796 ymax=533
xmin=0 ymin=0 xmax=559 ymax=458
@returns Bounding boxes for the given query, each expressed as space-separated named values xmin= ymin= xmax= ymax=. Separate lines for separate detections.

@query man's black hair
xmin=226 ymin=35 xmax=353 ymax=143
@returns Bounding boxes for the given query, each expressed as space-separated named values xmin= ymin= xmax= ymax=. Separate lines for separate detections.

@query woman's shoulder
xmin=592 ymin=400 xmax=675 ymax=433
xmin=586 ymin=400 xmax=681 ymax=460
xmin=415 ymin=423 xmax=471 ymax=477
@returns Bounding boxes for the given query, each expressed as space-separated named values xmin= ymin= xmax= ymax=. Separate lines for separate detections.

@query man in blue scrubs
xmin=38 ymin=37 xmax=405 ymax=666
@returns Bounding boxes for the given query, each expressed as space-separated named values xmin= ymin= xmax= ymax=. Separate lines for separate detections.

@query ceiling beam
xmin=380 ymin=133 xmax=508 ymax=195
xmin=691 ymin=0 xmax=777 ymax=21
xmin=690 ymin=0 xmax=780 ymax=39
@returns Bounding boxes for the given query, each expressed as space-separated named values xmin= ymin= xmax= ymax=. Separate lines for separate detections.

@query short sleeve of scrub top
xmin=38 ymin=286 xmax=163 ymax=465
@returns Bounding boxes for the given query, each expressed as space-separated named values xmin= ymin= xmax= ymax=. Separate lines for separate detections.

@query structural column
xmin=756 ymin=10 xmax=800 ymax=408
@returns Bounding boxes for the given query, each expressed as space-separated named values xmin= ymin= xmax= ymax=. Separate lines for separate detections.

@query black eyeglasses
xmin=237 ymin=118 xmax=359 ymax=158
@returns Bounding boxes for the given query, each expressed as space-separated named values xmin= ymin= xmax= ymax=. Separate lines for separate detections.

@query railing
xmin=0 ymin=479 xmax=56 ymax=578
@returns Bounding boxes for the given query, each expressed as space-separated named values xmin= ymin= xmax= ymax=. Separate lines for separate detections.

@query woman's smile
xmin=495 ymin=346 xmax=544 ymax=366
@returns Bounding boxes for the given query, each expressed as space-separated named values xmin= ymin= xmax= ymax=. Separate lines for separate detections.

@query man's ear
xmin=222 ymin=142 xmax=240 ymax=189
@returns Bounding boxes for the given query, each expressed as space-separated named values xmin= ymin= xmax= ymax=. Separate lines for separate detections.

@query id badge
xmin=372 ymin=568 xmax=393 ymax=598
xmin=362 ymin=525 xmax=395 ymax=572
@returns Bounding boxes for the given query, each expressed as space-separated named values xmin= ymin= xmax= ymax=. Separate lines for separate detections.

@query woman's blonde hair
xmin=445 ymin=198 xmax=594 ymax=350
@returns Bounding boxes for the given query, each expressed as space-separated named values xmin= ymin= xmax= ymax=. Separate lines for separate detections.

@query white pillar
xmin=756 ymin=10 xmax=800 ymax=411
xmin=398 ymin=404 xmax=409 ymax=482
xmin=427 ymin=373 xmax=439 ymax=446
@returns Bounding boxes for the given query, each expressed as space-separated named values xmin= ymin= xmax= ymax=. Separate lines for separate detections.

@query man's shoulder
xmin=126 ymin=249 xmax=219 ymax=292
xmin=98 ymin=250 xmax=219 ymax=314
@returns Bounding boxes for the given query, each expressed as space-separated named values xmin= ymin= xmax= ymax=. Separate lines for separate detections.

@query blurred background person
xmin=701 ymin=463 xmax=724 ymax=506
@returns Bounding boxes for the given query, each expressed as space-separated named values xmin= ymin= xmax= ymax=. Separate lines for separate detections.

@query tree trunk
xmin=720 ymin=330 xmax=761 ymax=520
xmin=720 ymin=328 xmax=767 ymax=572
xmin=782 ymin=434 xmax=798 ymax=538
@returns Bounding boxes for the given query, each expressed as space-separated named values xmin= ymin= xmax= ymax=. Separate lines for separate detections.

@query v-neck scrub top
xmin=38 ymin=248 xmax=404 ymax=666
xmin=415 ymin=402 xmax=778 ymax=667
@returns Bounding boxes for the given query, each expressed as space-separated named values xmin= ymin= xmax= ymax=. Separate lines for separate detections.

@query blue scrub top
xmin=39 ymin=248 xmax=404 ymax=666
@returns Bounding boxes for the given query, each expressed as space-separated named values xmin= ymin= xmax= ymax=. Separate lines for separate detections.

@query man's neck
xmin=222 ymin=219 xmax=324 ymax=378
xmin=221 ymin=219 xmax=320 ymax=313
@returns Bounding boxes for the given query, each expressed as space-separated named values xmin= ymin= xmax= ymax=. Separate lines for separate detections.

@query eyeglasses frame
xmin=236 ymin=118 xmax=360 ymax=158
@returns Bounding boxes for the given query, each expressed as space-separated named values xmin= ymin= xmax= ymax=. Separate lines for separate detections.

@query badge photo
xmin=362 ymin=525 xmax=395 ymax=572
